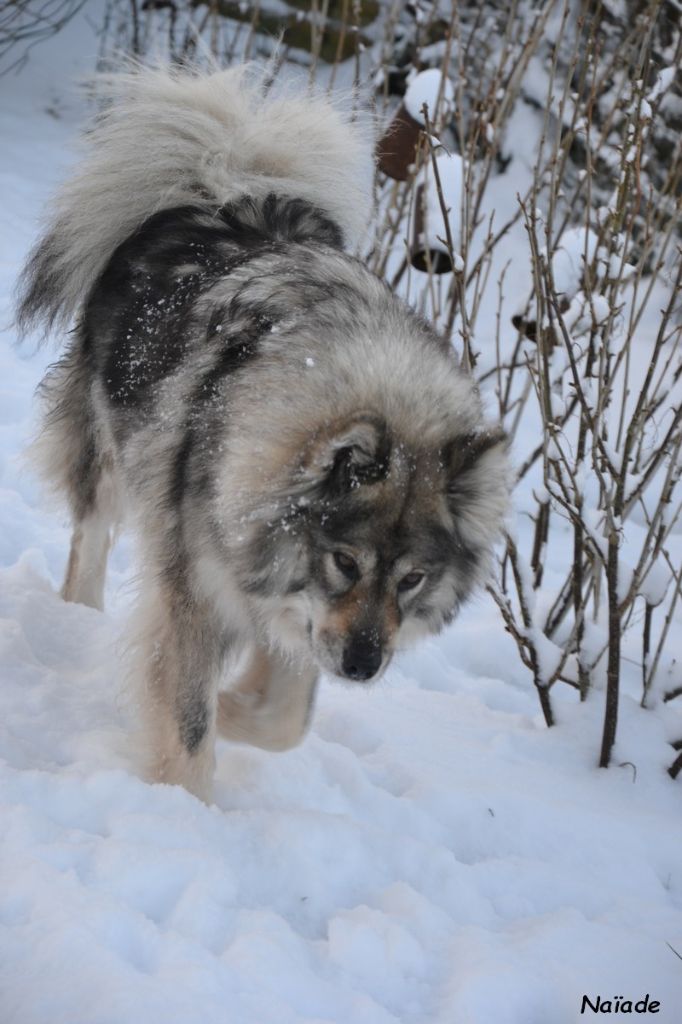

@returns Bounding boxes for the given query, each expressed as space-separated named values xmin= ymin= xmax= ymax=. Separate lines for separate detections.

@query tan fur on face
xmin=320 ymin=585 xmax=400 ymax=645
xmin=316 ymin=577 xmax=402 ymax=678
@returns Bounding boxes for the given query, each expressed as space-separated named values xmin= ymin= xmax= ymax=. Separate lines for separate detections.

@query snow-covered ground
xmin=1 ymin=13 xmax=681 ymax=1024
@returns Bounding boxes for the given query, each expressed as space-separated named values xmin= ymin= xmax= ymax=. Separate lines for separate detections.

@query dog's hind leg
xmin=136 ymin=581 xmax=225 ymax=802
xmin=61 ymin=465 xmax=118 ymax=611
xmin=33 ymin=340 xmax=120 ymax=611
xmin=217 ymin=645 xmax=319 ymax=752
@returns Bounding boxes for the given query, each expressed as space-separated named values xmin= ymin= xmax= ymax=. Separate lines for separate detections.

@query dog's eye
xmin=333 ymin=551 xmax=359 ymax=579
xmin=398 ymin=570 xmax=425 ymax=593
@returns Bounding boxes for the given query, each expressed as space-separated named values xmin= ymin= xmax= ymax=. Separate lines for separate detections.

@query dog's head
xmin=240 ymin=413 xmax=508 ymax=682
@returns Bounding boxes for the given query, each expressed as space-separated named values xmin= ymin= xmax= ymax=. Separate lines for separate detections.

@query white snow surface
xmin=1 ymin=17 xmax=682 ymax=1024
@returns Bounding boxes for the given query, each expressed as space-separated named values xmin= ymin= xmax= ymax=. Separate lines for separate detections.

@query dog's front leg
xmin=136 ymin=584 xmax=225 ymax=802
xmin=217 ymin=645 xmax=318 ymax=752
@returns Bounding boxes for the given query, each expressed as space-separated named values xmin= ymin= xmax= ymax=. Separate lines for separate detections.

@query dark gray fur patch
xmin=73 ymin=196 xmax=344 ymax=410
xmin=168 ymin=314 xmax=267 ymax=509
xmin=165 ymin=592 xmax=231 ymax=756
xmin=178 ymin=697 xmax=209 ymax=754
xmin=325 ymin=430 xmax=393 ymax=499
xmin=444 ymin=429 xmax=508 ymax=481
xmin=218 ymin=194 xmax=344 ymax=250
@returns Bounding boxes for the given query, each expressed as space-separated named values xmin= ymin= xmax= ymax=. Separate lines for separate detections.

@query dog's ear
xmin=300 ymin=415 xmax=390 ymax=496
xmin=444 ymin=428 xmax=508 ymax=501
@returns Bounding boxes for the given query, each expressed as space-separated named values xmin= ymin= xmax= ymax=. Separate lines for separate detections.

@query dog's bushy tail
xmin=16 ymin=64 xmax=375 ymax=338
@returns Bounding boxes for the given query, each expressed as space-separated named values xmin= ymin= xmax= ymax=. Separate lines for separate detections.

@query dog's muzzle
xmin=341 ymin=632 xmax=383 ymax=681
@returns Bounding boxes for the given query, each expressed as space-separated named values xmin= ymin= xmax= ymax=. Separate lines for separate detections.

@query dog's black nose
xmin=342 ymin=637 xmax=382 ymax=681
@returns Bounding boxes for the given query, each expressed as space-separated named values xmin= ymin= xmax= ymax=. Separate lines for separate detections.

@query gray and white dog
xmin=17 ymin=66 xmax=508 ymax=800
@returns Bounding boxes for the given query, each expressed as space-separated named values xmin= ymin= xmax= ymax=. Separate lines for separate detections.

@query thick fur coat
xmin=17 ymin=66 xmax=509 ymax=800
